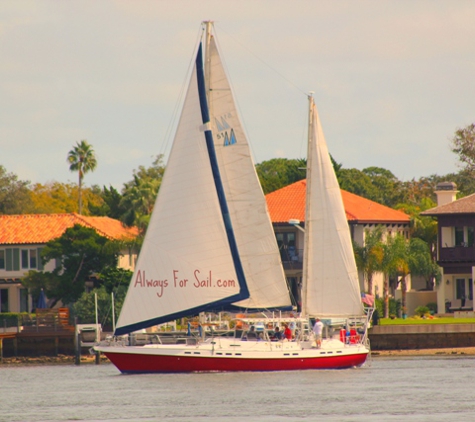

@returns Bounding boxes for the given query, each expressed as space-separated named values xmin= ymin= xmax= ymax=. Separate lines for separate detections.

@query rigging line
xmin=214 ymin=23 xmax=307 ymax=97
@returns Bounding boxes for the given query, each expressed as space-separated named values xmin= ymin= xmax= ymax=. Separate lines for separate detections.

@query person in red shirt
xmin=283 ymin=323 xmax=292 ymax=340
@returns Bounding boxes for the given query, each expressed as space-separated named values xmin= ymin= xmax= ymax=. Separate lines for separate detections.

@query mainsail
xmin=303 ymin=96 xmax=364 ymax=318
xmin=115 ymin=25 xmax=290 ymax=335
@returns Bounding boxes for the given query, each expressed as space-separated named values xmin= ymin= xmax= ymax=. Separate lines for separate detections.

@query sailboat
xmin=94 ymin=22 xmax=370 ymax=373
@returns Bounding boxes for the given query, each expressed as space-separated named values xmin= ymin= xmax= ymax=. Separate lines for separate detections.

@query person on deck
xmin=246 ymin=325 xmax=258 ymax=339
xmin=283 ymin=323 xmax=292 ymax=340
xmin=273 ymin=326 xmax=283 ymax=340
xmin=313 ymin=318 xmax=324 ymax=348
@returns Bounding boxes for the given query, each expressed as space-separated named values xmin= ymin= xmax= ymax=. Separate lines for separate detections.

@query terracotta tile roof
xmin=266 ymin=180 xmax=410 ymax=224
xmin=0 ymin=213 xmax=139 ymax=245
xmin=421 ymin=193 xmax=475 ymax=216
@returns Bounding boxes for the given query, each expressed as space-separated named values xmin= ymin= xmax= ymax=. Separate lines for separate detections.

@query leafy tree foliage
xmin=120 ymin=155 xmax=165 ymax=232
xmin=73 ymin=267 xmax=132 ymax=327
xmin=98 ymin=266 xmax=133 ymax=295
xmin=338 ymin=168 xmax=376 ymax=199
xmin=396 ymin=198 xmax=438 ymax=263
xmin=255 ymin=158 xmax=306 ymax=194
xmin=338 ymin=166 xmax=403 ymax=207
xmin=353 ymin=226 xmax=384 ymax=296
xmin=362 ymin=167 xmax=403 ymax=207
xmin=67 ymin=140 xmax=97 ymax=215
xmin=451 ymin=123 xmax=475 ymax=174
xmin=22 ymin=225 xmax=121 ymax=305
xmin=28 ymin=182 xmax=78 ymax=213
xmin=28 ymin=182 xmax=104 ymax=215
xmin=89 ymin=185 xmax=125 ymax=219
xmin=0 ymin=165 xmax=33 ymax=214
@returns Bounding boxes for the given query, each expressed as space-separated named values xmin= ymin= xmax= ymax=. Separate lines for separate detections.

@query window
xmin=455 ymin=227 xmax=464 ymax=246
xmin=20 ymin=288 xmax=29 ymax=313
xmin=21 ymin=249 xmax=38 ymax=270
xmin=29 ymin=249 xmax=37 ymax=268
xmin=0 ymin=250 xmax=4 ymax=269
xmin=0 ymin=289 xmax=8 ymax=312
xmin=456 ymin=278 xmax=466 ymax=299
xmin=456 ymin=278 xmax=473 ymax=301
xmin=469 ymin=227 xmax=475 ymax=247
xmin=21 ymin=250 xmax=29 ymax=269
xmin=275 ymin=232 xmax=297 ymax=262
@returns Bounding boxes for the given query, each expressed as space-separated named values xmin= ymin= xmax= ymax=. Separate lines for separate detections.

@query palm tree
xmin=380 ymin=234 xmax=438 ymax=318
xmin=353 ymin=226 xmax=384 ymax=296
xmin=67 ymin=140 xmax=97 ymax=214
xmin=120 ymin=174 xmax=160 ymax=233
xmin=380 ymin=234 xmax=404 ymax=318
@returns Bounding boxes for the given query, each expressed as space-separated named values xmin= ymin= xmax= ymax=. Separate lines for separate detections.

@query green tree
xmin=89 ymin=185 xmax=125 ymax=219
xmin=255 ymin=158 xmax=306 ymax=194
xmin=0 ymin=165 xmax=33 ymax=214
xmin=72 ymin=285 xmax=125 ymax=327
xmin=379 ymin=235 xmax=404 ymax=318
xmin=353 ymin=226 xmax=384 ymax=296
xmin=22 ymin=224 xmax=120 ymax=305
xmin=67 ymin=140 xmax=97 ymax=215
xmin=396 ymin=197 xmax=439 ymax=289
xmin=337 ymin=168 xmax=377 ymax=200
xmin=72 ymin=267 xmax=132 ymax=327
xmin=120 ymin=175 xmax=160 ymax=232
xmin=451 ymin=123 xmax=475 ymax=174
xmin=120 ymin=155 xmax=166 ymax=232
xmin=362 ymin=167 xmax=403 ymax=207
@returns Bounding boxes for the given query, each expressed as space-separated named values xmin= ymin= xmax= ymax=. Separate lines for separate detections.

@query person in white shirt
xmin=312 ymin=318 xmax=324 ymax=348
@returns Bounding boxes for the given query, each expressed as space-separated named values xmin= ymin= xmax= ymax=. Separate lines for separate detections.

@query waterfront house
xmin=266 ymin=180 xmax=411 ymax=309
xmin=421 ymin=182 xmax=475 ymax=316
xmin=0 ymin=213 xmax=138 ymax=313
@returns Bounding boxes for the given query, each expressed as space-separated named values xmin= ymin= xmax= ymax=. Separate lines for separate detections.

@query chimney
xmin=435 ymin=182 xmax=458 ymax=206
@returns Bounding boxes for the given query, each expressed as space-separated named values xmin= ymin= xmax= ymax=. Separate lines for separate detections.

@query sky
xmin=1 ymin=1 xmax=475 ymax=191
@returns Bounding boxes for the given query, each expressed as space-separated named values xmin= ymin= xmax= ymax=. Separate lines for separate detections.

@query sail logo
xmin=215 ymin=114 xmax=237 ymax=146
xmin=133 ymin=269 xmax=236 ymax=300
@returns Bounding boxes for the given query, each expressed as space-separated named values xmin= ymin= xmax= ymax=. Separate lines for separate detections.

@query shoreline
xmin=1 ymin=347 xmax=475 ymax=366
xmin=371 ymin=347 xmax=475 ymax=357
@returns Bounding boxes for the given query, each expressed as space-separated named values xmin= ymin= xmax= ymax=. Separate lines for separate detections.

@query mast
xmin=301 ymin=93 xmax=314 ymax=318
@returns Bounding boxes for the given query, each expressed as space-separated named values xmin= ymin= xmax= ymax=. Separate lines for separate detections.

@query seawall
xmin=369 ymin=324 xmax=475 ymax=350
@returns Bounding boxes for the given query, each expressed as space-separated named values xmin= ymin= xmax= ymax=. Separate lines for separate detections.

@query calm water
xmin=1 ymin=356 xmax=474 ymax=422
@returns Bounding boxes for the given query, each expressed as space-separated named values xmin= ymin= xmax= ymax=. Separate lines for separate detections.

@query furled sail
xmin=303 ymin=96 xmax=363 ymax=317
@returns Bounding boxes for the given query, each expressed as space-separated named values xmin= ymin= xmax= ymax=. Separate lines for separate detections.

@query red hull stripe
xmin=103 ymin=352 xmax=368 ymax=373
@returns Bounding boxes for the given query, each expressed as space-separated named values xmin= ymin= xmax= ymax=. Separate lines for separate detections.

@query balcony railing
xmin=439 ymin=246 xmax=475 ymax=262
xmin=280 ymin=248 xmax=303 ymax=270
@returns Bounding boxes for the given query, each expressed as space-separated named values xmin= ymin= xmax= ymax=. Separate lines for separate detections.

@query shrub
xmin=375 ymin=297 xmax=401 ymax=317
xmin=415 ymin=306 xmax=430 ymax=317
xmin=426 ymin=302 xmax=437 ymax=315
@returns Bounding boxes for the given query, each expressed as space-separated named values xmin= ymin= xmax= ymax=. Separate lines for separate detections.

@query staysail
xmin=115 ymin=25 xmax=290 ymax=335
xmin=303 ymin=96 xmax=364 ymax=317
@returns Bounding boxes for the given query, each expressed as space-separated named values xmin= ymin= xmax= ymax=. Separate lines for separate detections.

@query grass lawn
xmin=380 ymin=317 xmax=475 ymax=325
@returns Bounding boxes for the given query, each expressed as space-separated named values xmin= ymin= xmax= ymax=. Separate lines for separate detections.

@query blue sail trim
xmin=195 ymin=42 xmax=250 ymax=302
xmin=115 ymin=43 xmax=249 ymax=336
